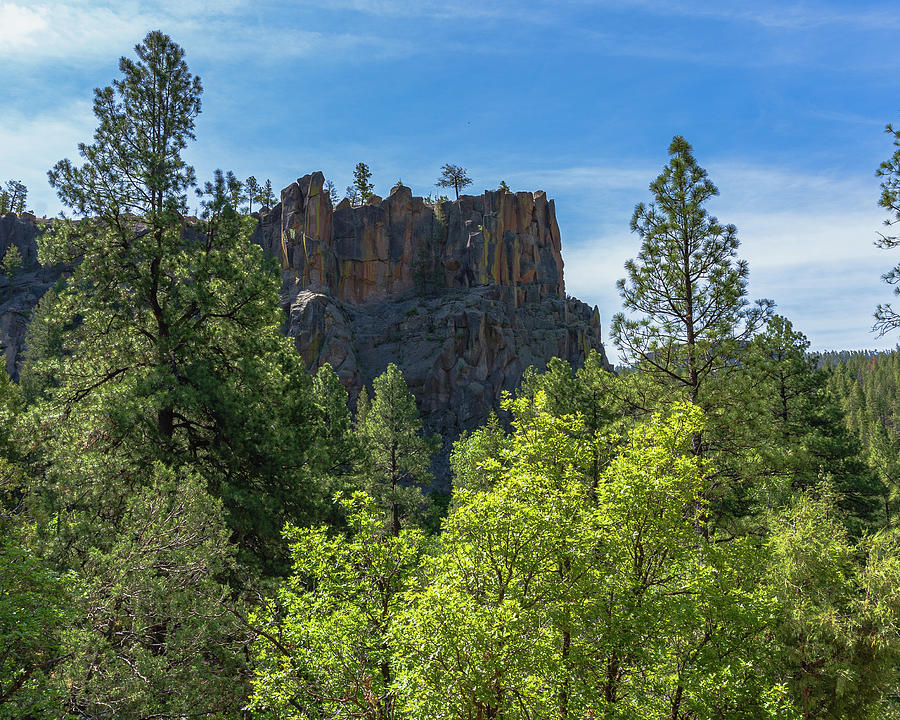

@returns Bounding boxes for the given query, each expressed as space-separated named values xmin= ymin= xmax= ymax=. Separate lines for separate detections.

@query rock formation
xmin=0 ymin=213 xmax=62 ymax=377
xmin=0 ymin=176 xmax=609 ymax=474
xmin=253 ymin=172 xmax=609 ymax=443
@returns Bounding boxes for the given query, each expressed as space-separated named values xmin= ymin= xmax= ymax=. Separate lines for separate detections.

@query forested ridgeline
xmin=7 ymin=30 xmax=900 ymax=720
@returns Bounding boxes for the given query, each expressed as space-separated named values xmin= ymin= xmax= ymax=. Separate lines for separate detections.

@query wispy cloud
xmin=584 ymin=0 xmax=900 ymax=31
xmin=0 ymin=2 xmax=152 ymax=63
xmin=0 ymin=0 xmax=412 ymax=66
xmin=0 ymin=100 xmax=96 ymax=216
xmin=543 ymin=159 xmax=893 ymax=354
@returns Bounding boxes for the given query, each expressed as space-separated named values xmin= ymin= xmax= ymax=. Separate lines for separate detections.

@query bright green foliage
xmin=766 ymin=488 xmax=900 ymax=719
xmin=250 ymin=391 xmax=900 ymax=717
xmin=0 ymin=365 xmax=69 ymax=718
xmin=0 ymin=535 xmax=68 ymax=718
xmin=1 ymin=245 xmax=23 ymax=280
xmin=394 ymin=394 xmax=595 ymax=720
xmin=611 ymin=136 xmax=772 ymax=409
xmin=875 ymin=122 xmax=900 ymax=334
xmin=397 ymin=399 xmax=795 ymax=720
xmin=448 ymin=410 xmax=509 ymax=494
xmin=249 ymin=493 xmax=427 ymax=720
xmin=357 ymin=364 xmax=440 ymax=535
xmin=0 ymin=181 xmax=27 ymax=214
xmin=353 ymin=162 xmax=374 ymax=203
xmin=515 ymin=350 xmax=641 ymax=494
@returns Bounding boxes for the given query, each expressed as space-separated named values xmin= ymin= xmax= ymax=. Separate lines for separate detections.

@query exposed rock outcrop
xmin=0 ymin=176 xmax=609 ymax=471
xmin=253 ymin=172 xmax=609 ymax=446
xmin=0 ymin=214 xmax=61 ymax=377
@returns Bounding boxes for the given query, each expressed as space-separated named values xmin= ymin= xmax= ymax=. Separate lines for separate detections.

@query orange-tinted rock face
xmin=253 ymin=173 xmax=609 ymax=480
xmin=255 ymin=173 xmax=567 ymax=307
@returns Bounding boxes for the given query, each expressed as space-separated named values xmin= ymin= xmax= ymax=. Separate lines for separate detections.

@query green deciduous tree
xmin=356 ymin=364 xmax=440 ymax=535
xmin=399 ymin=399 xmax=796 ymax=720
xmin=249 ymin=492 xmax=426 ymax=720
xmin=436 ymin=163 xmax=472 ymax=200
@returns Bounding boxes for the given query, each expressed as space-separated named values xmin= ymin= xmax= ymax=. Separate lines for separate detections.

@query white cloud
xmin=544 ymin=159 xmax=895 ymax=355
xmin=0 ymin=2 xmax=153 ymax=63
xmin=0 ymin=0 xmax=409 ymax=66
xmin=583 ymin=0 xmax=900 ymax=31
xmin=0 ymin=100 xmax=96 ymax=216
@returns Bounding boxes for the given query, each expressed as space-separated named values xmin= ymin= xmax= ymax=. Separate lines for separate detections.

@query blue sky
xmin=3 ymin=0 xmax=900 ymax=356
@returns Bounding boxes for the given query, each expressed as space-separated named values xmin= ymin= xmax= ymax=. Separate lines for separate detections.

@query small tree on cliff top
xmin=0 ymin=180 xmax=27 ymax=214
xmin=245 ymin=175 xmax=260 ymax=213
xmin=353 ymin=162 xmax=374 ymax=203
xmin=436 ymin=163 xmax=472 ymax=200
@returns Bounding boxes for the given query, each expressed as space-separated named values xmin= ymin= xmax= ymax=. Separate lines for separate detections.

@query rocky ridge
xmin=0 ymin=177 xmax=609 ymax=459
xmin=0 ymin=213 xmax=61 ymax=377
xmin=252 ymin=172 xmax=609 ymax=440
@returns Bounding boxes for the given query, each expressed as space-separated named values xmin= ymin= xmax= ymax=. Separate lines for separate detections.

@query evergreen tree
xmin=0 ymin=180 xmax=27 ymax=214
xmin=875 ymin=121 xmax=900 ymax=334
xmin=36 ymin=30 xmax=328 ymax=570
xmin=345 ymin=184 xmax=361 ymax=205
xmin=357 ymin=364 xmax=440 ymax=535
xmin=743 ymin=316 xmax=881 ymax=532
xmin=324 ymin=179 xmax=338 ymax=205
xmin=1 ymin=244 xmax=23 ymax=280
xmin=353 ymin=162 xmax=374 ymax=203
xmin=245 ymin=174 xmax=261 ymax=213
xmin=612 ymin=136 xmax=772 ymax=413
xmin=262 ymin=178 xmax=276 ymax=209
xmin=436 ymin=163 xmax=472 ymax=200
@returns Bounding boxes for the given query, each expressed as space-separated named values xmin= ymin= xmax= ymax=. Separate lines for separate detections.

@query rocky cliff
xmin=0 ymin=213 xmax=62 ymax=378
xmin=0 ymin=177 xmax=609 ymax=461
xmin=252 ymin=172 xmax=609 ymax=441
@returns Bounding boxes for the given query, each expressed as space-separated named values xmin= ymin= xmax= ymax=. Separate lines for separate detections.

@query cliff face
xmin=0 ymin=214 xmax=62 ymax=378
xmin=253 ymin=172 xmax=609 ymax=440
xmin=0 ymin=177 xmax=609 ymax=458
